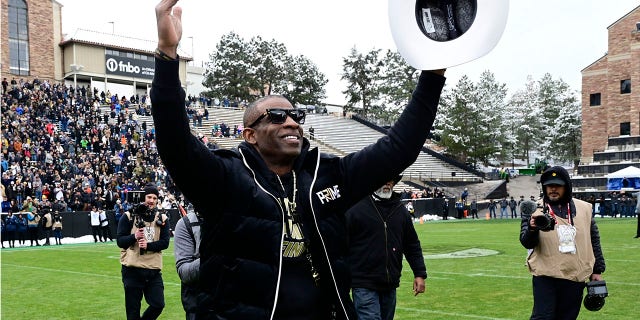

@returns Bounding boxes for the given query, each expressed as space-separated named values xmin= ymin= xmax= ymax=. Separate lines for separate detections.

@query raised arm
xmin=337 ymin=70 xmax=446 ymax=203
xmin=152 ymin=0 xmax=225 ymax=208
xmin=154 ymin=0 xmax=183 ymax=58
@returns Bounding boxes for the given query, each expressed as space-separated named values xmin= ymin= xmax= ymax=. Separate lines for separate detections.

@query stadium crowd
xmin=1 ymin=77 xmax=184 ymax=220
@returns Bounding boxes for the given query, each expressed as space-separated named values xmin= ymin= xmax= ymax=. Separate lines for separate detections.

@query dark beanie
xmin=144 ymin=184 xmax=159 ymax=197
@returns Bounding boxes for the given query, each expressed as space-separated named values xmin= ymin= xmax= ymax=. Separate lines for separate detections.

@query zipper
xmin=370 ymin=197 xmax=405 ymax=285
xmin=305 ymin=149 xmax=351 ymax=319
xmin=239 ymin=149 xmax=286 ymax=320
xmin=383 ymin=220 xmax=390 ymax=283
xmin=241 ymin=148 xmax=351 ymax=320
xmin=369 ymin=196 xmax=392 ymax=284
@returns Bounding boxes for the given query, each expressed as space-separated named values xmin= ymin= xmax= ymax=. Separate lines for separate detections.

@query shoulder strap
xmin=182 ymin=214 xmax=202 ymax=244
xmin=182 ymin=215 xmax=196 ymax=244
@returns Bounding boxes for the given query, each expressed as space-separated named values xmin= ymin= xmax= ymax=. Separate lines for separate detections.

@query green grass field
xmin=2 ymin=218 xmax=638 ymax=319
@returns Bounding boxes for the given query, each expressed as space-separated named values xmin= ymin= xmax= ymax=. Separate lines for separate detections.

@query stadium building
xmin=573 ymin=5 xmax=640 ymax=197
xmin=1 ymin=0 xmax=196 ymax=98
xmin=580 ymin=5 xmax=640 ymax=162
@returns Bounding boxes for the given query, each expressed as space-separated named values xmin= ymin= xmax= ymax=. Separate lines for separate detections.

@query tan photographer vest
xmin=120 ymin=212 xmax=167 ymax=270
xmin=527 ymin=199 xmax=595 ymax=282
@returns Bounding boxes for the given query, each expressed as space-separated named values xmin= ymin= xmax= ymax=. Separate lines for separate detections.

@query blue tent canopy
xmin=606 ymin=166 xmax=640 ymax=190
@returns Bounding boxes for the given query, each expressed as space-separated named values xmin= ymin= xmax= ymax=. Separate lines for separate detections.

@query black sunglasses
xmin=248 ymin=108 xmax=306 ymax=128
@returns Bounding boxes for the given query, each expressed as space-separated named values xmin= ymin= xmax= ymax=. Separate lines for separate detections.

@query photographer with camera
xmin=117 ymin=184 xmax=170 ymax=320
xmin=520 ymin=166 xmax=606 ymax=319
xmin=52 ymin=211 xmax=63 ymax=245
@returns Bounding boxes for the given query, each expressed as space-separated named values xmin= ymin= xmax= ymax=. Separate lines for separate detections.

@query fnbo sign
xmin=105 ymin=54 xmax=155 ymax=80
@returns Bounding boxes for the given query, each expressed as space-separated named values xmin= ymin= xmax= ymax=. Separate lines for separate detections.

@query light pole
xmin=107 ymin=21 xmax=114 ymax=34
xmin=187 ymin=36 xmax=194 ymax=65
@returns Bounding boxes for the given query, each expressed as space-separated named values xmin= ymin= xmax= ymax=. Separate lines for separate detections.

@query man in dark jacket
xmin=346 ymin=177 xmax=427 ymax=320
xmin=520 ymin=166 xmax=606 ymax=319
xmin=152 ymin=1 xmax=444 ymax=319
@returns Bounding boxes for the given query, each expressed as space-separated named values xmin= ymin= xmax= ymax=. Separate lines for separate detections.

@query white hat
xmin=388 ymin=0 xmax=509 ymax=70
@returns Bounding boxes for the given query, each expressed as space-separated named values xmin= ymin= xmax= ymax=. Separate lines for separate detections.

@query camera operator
xmin=519 ymin=166 xmax=606 ymax=319
xmin=117 ymin=184 xmax=170 ymax=320
xmin=52 ymin=211 xmax=63 ymax=245
xmin=41 ymin=208 xmax=53 ymax=246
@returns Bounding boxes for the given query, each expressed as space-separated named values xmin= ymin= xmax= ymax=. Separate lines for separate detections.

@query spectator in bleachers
xmin=114 ymin=199 xmax=125 ymax=222
xmin=40 ymin=195 xmax=52 ymax=211
xmin=0 ymin=75 xmax=185 ymax=241
xmin=400 ymin=188 xmax=412 ymax=200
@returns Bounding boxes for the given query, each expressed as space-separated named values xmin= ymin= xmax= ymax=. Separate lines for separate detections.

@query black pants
xmin=636 ymin=213 xmax=640 ymax=237
xmin=28 ymin=227 xmax=39 ymax=245
xmin=5 ymin=230 xmax=15 ymax=247
xmin=530 ymin=276 xmax=585 ymax=320
xmin=122 ymin=266 xmax=165 ymax=320
xmin=17 ymin=230 xmax=26 ymax=244
xmin=92 ymin=225 xmax=103 ymax=242
xmin=102 ymin=225 xmax=113 ymax=241
xmin=43 ymin=228 xmax=52 ymax=245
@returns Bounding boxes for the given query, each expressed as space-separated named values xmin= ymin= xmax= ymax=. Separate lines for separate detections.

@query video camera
xmin=583 ymin=280 xmax=608 ymax=311
xmin=131 ymin=203 xmax=158 ymax=256
xmin=534 ymin=206 xmax=555 ymax=231
xmin=132 ymin=203 xmax=166 ymax=228
xmin=132 ymin=203 xmax=153 ymax=228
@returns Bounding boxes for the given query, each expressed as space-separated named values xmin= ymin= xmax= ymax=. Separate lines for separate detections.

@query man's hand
xmin=134 ymin=228 xmax=145 ymax=240
xmin=590 ymin=273 xmax=603 ymax=281
xmin=529 ymin=216 xmax=537 ymax=229
xmin=413 ymin=277 xmax=426 ymax=296
xmin=138 ymin=237 xmax=148 ymax=250
xmin=428 ymin=69 xmax=446 ymax=76
xmin=155 ymin=0 xmax=183 ymax=58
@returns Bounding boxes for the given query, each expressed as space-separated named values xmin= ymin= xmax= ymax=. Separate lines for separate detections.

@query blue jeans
xmin=352 ymin=287 xmax=396 ymax=320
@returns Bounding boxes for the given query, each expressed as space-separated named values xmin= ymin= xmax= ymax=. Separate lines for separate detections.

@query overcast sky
xmin=58 ymin=0 xmax=639 ymax=105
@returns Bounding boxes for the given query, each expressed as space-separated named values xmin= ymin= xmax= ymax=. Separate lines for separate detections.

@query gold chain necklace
xmin=276 ymin=171 xmax=297 ymax=217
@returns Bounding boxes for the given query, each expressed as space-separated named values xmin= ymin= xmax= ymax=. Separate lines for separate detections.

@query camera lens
xmin=534 ymin=215 xmax=553 ymax=231
xmin=584 ymin=294 xmax=605 ymax=311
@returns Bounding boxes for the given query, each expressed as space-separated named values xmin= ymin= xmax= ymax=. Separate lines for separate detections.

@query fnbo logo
xmin=106 ymin=58 xmax=141 ymax=74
